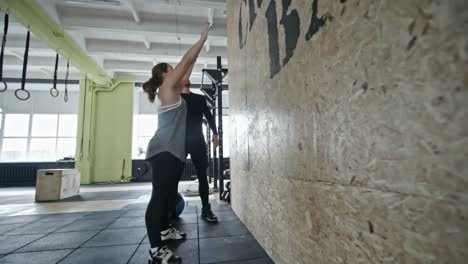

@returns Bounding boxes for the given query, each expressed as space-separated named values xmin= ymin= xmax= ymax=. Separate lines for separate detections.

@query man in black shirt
xmin=180 ymin=80 xmax=219 ymax=222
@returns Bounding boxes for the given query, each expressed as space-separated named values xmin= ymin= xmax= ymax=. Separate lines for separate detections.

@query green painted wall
xmin=76 ymin=80 xmax=134 ymax=184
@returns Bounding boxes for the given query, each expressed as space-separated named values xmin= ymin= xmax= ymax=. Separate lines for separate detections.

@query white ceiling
xmin=2 ymin=0 xmax=228 ymax=84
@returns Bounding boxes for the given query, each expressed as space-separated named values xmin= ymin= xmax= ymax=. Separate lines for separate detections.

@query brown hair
xmin=142 ymin=63 xmax=169 ymax=103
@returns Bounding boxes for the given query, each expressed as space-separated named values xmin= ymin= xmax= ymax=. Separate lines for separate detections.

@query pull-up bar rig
xmin=200 ymin=56 xmax=228 ymax=200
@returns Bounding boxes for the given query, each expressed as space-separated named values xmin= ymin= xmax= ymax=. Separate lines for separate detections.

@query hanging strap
xmin=15 ymin=30 xmax=30 ymax=101
xmin=0 ymin=11 xmax=9 ymax=92
xmin=64 ymin=59 xmax=69 ymax=102
xmin=50 ymin=53 xmax=59 ymax=97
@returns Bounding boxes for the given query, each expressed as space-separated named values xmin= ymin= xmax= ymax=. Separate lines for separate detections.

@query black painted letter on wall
xmin=306 ymin=0 xmax=327 ymax=40
xmin=265 ymin=0 xmax=281 ymax=78
xmin=238 ymin=0 xmax=329 ymax=79
xmin=248 ymin=0 xmax=257 ymax=31
xmin=280 ymin=0 xmax=300 ymax=66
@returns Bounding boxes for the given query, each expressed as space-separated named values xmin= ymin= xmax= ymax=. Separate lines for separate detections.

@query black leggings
xmin=186 ymin=138 xmax=209 ymax=207
xmin=145 ymin=152 xmax=183 ymax=248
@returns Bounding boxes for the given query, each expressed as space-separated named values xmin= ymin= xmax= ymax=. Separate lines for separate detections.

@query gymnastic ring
xmin=0 ymin=80 xmax=6 ymax=92
xmin=15 ymin=88 xmax=30 ymax=101
xmin=50 ymin=87 xmax=59 ymax=97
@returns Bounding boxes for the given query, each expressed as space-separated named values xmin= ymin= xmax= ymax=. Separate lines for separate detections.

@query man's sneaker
xmin=148 ymin=246 xmax=181 ymax=264
xmin=201 ymin=204 xmax=218 ymax=222
xmin=161 ymin=226 xmax=187 ymax=241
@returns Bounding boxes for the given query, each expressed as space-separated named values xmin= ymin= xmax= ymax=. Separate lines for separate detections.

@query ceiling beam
xmin=61 ymin=14 xmax=227 ymax=39
xmin=113 ymin=71 xmax=206 ymax=83
xmin=143 ymin=37 xmax=150 ymax=50
xmin=58 ymin=0 xmax=122 ymax=10
xmin=85 ymin=39 xmax=227 ymax=58
xmin=3 ymin=64 xmax=80 ymax=72
xmin=63 ymin=27 xmax=227 ymax=47
xmin=2 ymin=55 xmax=78 ymax=70
xmin=6 ymin=49 xmax=24 ymax=61
xmin=3 ymin=36 xmax=225 ymax=65
xmin=39 ymin=68 xmax=53 ymax=77
xmin=68 ymin=30 xmax=86 ymax=50
xmin=126 ymin=0 xmax=141 ymax=24
xmin=3 ymin=54 xmax=218 ymax=75
xmin=103 ymin=59 xmax=215 ymax=73
xmin=87 ymin=52 xmax=228 ymax=65
xmin=2 ymin=36 xmax=228 ymax=80
xmin=4 ymin=77 xmax=80 ymax=84
xmin=4 ymin=47 xmax=228 ymax=67
xmin=0 ymin=0 xmax=111 ymax=85
xmin=134 ymin=0 xmax=226 ymax=10
xmin=94 ymin=56 xmax=104 ymax=68
xmin=3 ymin=69 xmax=83 ymax=80
xmin=37 ymin=0 xmax=62 ymax=24
xmin=3 ymin=36 xmax=52 ymax=50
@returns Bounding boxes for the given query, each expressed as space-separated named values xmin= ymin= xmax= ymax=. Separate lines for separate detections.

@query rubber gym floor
xmin=0 ymin=183 xmax=273 ymax=264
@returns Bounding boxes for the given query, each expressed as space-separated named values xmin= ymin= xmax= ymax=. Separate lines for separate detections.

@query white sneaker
xmin=149 ymin=246 xmax=181 ymax=264
xmin=161 ymin=227 xmax=187 ymax=241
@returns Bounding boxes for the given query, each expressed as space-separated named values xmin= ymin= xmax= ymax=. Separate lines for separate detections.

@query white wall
xmin=0 ymin=88 xmax=79 ymax=114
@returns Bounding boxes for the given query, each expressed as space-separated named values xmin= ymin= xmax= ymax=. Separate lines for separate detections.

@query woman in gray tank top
xmin=141 ymin=23 xmax=210 ymax=264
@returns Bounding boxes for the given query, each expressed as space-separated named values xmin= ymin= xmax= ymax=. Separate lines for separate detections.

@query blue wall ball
xmin=175 ymin=193 xmax=185 ymax=216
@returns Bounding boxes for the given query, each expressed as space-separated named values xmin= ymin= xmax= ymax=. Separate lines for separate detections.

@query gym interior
xmin=0 ymin=0 xmax=466 ymax=263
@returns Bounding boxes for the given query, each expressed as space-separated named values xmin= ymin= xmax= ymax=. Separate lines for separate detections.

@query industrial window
xmin=1 ymin=114 xmax=30 ymax=161
xmin=30 ymin=114 xmax=58 ymax=161
xmin=31 ymin=114 xmax=58 ymax=137
xmin=30 ymin=138 xmax=57 ymax=161
xmin=56 ymin=115 xmax=78 ymax=159
xmin=2 ymin=138 xmax=28 ymax=161
xmin=58 ymin=115 xmax=78 ymax=137
xmin=4 ymin=114 xmax=30 ymax=137
xmin=0 ymin=113 xmax=78 ymax=162
xmin=132 ymin=114 xmax=158 ymax=159
xmin=57 ymin=138 xmax=77 ymax=159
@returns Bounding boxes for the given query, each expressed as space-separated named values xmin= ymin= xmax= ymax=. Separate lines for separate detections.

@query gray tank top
xmin=145 ymin=98 xmax=187 ymax=161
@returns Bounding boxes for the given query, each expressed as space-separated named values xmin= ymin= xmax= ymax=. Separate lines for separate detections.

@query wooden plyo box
xmin=35 ymin=169 xmax=80 ymax=202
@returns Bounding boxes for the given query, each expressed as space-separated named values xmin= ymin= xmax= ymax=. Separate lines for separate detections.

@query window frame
xmin=0 ymin=113 xmax=78 ymax=162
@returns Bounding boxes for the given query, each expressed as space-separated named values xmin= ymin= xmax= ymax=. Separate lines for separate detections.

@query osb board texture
xmin=226 ymin=0 xmax=468 ymax=263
